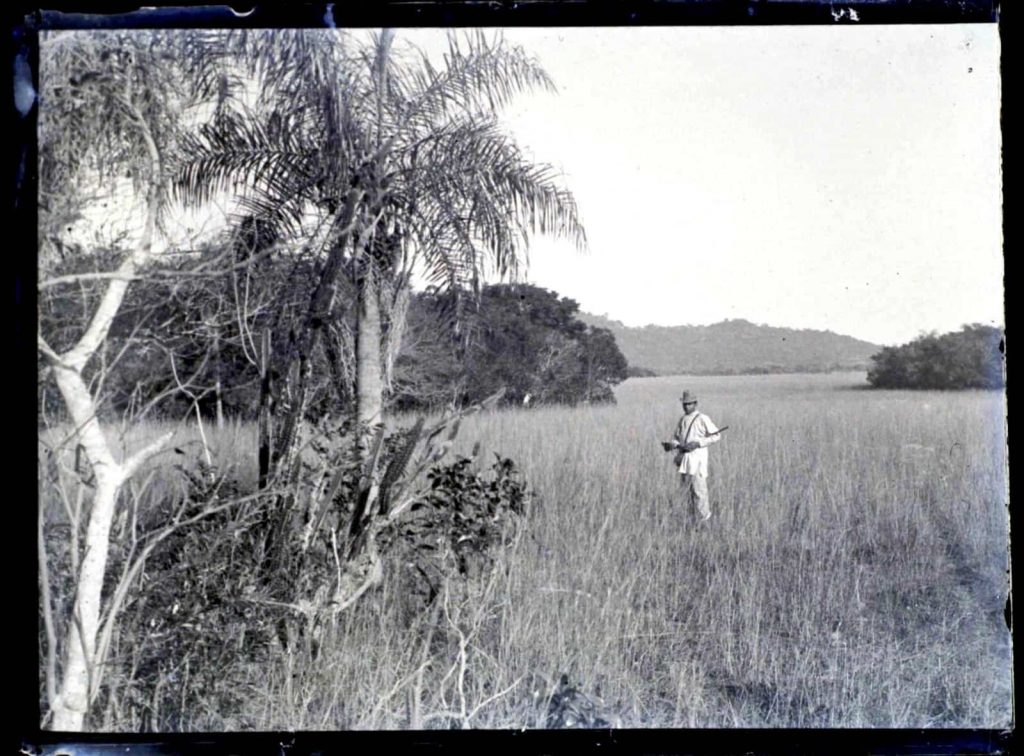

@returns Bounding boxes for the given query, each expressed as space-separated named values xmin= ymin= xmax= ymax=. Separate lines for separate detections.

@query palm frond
xmin=397 ymin=29 xmax=556 ymax=134
xmin=163 ymin=28 xmax=582 ymax=320
xmin=410 ymin=197 xmax=482 ymax=292
xmin=223 ymin=29 xmax=355 ymax=104
xmin=398 ymin=115 xmax=585 ymax=289
xmin=174 ymin=105 xmax=329 ymax=232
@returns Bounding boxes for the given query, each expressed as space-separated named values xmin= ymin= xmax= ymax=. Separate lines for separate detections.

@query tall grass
xmin=39 ymin=373 xmax=1011 ymax=728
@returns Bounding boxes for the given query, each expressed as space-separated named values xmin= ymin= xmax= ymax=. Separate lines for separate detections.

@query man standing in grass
xmin=667 ymin=391 xmax=721 ymax=522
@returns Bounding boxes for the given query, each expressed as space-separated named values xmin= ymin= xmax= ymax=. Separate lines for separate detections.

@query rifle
xmin=660 ymin=426 xmax=729 ymax=452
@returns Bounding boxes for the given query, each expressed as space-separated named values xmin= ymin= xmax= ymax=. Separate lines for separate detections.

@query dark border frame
xmin=15 ymin=2 xmax=1010 ymax=754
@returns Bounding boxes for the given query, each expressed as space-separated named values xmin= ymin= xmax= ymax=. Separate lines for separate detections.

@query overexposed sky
xmin=402 ymin=25 xmax=1003 ymax=346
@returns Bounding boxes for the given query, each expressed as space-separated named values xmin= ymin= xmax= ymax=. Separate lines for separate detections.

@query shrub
xmin=379 ymin=452 xmax=528 ymax=614
xmin=72 ymin=421 xmax=530 ymax=730
xmin=867 ymin=324 xmax=1004 ymax=389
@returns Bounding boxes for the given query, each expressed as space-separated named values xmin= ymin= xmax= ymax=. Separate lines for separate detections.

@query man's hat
xmin=680 ymin=391 xmax=698 ymax=404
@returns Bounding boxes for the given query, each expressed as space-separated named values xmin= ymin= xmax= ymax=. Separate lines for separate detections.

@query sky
xmin=401 ymin=25 xmax=1003 ymax=346
xmin=56 ymin=25 xmax=1002 ymax=348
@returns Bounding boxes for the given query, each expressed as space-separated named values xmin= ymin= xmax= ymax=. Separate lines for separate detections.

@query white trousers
xmin=679 ymin=473 xmax=710 ymax=519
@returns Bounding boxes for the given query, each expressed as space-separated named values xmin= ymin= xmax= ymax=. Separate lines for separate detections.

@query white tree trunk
xmin=355 ymin=266 xmax=384 ymax=432
xmin=46 ymin=351 xmax=173 ymax=733
xmin=49 ymin=387 xmax=122 ymax=730
xmin=43 ymin=117 xmax=172 ymax=729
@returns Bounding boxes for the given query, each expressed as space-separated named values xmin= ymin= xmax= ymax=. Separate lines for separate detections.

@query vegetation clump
xmin=867 ymin=324 xmax=1004 ymax=389
xmin=380 ymin=451 xmax=528 ymax=614
xmin=40 ymin=419 xmax=530 ymax=731
xmin=394 ymin=284 xmax=629 ymax=410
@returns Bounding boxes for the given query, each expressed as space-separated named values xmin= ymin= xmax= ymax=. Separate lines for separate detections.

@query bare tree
xmin=36 ymin=30 xmax=222 ymax=731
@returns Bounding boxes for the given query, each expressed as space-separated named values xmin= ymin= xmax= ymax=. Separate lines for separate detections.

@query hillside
xmin=579 ymin=314 xmax=881 ymax=376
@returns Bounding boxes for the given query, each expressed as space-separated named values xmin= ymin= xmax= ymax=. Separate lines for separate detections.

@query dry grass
xmin=39 ymin=372 xmax=1012 ymax=729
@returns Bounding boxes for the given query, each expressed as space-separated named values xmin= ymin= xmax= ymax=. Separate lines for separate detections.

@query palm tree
xmin=177 ymin=29 xmax=586 ymax=478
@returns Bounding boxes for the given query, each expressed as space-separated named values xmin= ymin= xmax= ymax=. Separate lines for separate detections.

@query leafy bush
xmin=394 ymin=284 xmax=629 ymax=410
xmin=80 ymin=462 xmax=272 ymax=730
xmin=71 ymin=420 xmax=530 ymax=729
xmin=867 ymin=324 xmax=1004 ymax=389
xmin=379 ymin=452 xmax=528 ymax=613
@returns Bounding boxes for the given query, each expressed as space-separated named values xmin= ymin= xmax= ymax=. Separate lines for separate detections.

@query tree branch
xmin=38 ymin=335 xmax=68 ymax=368
xmin=39 ymin=271 xmax=144 ymax=290
xmin=90 ymin=489 xmax=253 ymax=704
xmin=121 ymin=431 xmax=175 ymax=480
xmin=57 ymin=84 xmax=163 ymax=375
xmin=39 ymin=244 xmax=285 ymax=290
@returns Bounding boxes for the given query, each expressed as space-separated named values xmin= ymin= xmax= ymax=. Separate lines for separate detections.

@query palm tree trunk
xmin=355 ymin=264 xmax=384 ymax=435
xmin=270 ymin=189 xmax=361 ymax=482
xmin=257 ymin=328 xmax=273 ymax=490
xmin=345 ymin=264 xmax=385 ymax=551
xmin=323 ymin=322 xmax=353 ymax=408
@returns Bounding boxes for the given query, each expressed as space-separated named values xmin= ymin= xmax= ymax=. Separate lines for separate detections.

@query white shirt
xmin=673 ymin=410 xmax=720 ymax=476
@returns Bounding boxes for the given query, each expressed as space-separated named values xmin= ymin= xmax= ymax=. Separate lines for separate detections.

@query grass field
xmin=39 ymin=372 xmax=1012 ymax=729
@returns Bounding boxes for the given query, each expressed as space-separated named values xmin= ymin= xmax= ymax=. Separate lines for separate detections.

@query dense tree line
xmin=867 ymin=324 xmax=1004 ymax=389
xmin=40 ymin=263 xmax=629 ymax=421
xmin=393 ymin=284 xmax=629 ymax=410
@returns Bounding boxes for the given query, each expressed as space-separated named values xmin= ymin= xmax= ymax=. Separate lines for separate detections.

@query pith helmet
xmin=680 ymin=391 xmax=698 ymax=404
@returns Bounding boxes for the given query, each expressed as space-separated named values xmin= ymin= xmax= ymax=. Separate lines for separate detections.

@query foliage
xmin=172 ymin=28 xmax=586 ymax=485
xmin=38 ymin=30 xmax=226 ymax=272
xmin=40 ymin=264 xmax=629 ymax=421
xmin=52 ymin=421 xmax=530 ymax=729
xmin=40 ymin=29 xmax=590 ymax=427
xmin=380 ymin=452 xmax=528 ymax=613
xmin=87 ymin=464 xmax=271 ymax=730
xmin=38 ymin=233 xmax=364 ymax=424
xmin=867 ymin=324 xmax=1004 ymax=389
xmin=38 ymin=27 xmax=585 ymax=732
xmin=37 ymin=29 xmax=235 ymax=732
xmin=394 ymin=284 xmax=629 ymax=410
xmin=177 ymin=30 xmax=586 ymax=287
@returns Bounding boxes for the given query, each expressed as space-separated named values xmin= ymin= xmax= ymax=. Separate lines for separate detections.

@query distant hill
xmin=579 ymin=314 xmax=881 ymax=376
